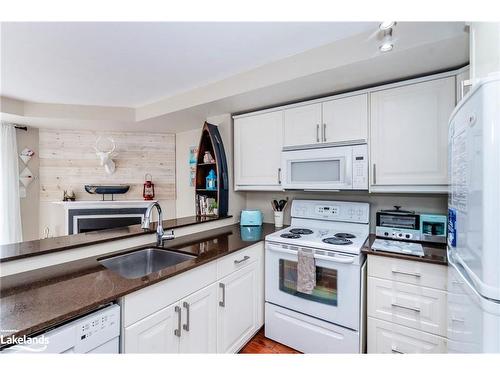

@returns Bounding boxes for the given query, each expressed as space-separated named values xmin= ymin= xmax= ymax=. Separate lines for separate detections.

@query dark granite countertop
xmin=0 ymin=223 xmax=278 ymax=343
xmin=0 ymin=215 xmax=231 ymax=263
xmin=362 ymin=234 xmax=447 ymax=266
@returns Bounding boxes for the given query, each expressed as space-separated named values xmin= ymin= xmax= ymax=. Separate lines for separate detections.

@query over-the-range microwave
xmin=281 ymin=144 xmax=368 ymax=191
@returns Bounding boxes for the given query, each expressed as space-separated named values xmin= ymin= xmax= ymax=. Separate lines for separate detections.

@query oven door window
xmin=279 ymin=259 xmax=338 ymax=306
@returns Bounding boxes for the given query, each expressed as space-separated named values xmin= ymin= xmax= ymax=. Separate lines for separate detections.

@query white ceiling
xmin=1 ymin=22 xmax=378 ymax=107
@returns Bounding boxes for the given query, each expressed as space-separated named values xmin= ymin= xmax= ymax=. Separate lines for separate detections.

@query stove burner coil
xmin=322 ymin=237 xmax=353 ymax=245
xmin=334 ymin=232 xmax=356 ymax=239
xmin=289 ymin=228 xmax=314 ymax=235
xmin=280 ymin=233 xmax=301 ymax=239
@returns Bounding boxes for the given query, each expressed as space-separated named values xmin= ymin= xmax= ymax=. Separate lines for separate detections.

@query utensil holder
xmin=274 ymin=211 xmax=284 ymax=228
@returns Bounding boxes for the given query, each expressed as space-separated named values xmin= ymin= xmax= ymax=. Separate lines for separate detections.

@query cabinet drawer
xmin=368 ymin=317 xmax=447 ymax=353
xmin=368 ymin=276 xmax=447 ymax=336
xmin=217 ymin=242 xmax=263 ymax=280
xmin=368 ymin=254 xmax=447 ymax=290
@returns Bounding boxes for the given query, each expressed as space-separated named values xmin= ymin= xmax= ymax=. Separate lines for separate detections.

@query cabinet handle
xmin=451 ymin=317 xmax=465 ymax=323
xmin=391 ymin=303 xmax=421 ymax=313
xmin=323 ymin=123 xmax=327 ymax=142
xmin=219 ymin=282 xmax=226 ymax=307
xmin=316 ymin=124 xmax=320 ymax=142
xmin=372 ymin=164 xmax=376 ymax=185
xmin=278 ymin=168 xmax=282 ymax=184
xmin=391 ymin=270 xmax=421 ymax=278
xmin=391 ymin=347 xmax=405 ymax=354
xmin=182 ymin=302 xmax=190 ymax=331
xmin=174 ymin=305 xmax=182 ymax=337
xmin=234 ymin=255 xmax=250 ymax=264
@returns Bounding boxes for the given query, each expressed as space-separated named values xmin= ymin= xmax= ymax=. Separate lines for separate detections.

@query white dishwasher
xmin=1 ymin=304 xmax=120 ymax=354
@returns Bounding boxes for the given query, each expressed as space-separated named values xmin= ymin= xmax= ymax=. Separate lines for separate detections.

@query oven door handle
xmin=267 ymin=244 xmax=355 ymax=264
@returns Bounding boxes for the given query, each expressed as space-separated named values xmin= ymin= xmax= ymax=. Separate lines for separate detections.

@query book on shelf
xmin=196 ymin=194 xmax=218 ymax=216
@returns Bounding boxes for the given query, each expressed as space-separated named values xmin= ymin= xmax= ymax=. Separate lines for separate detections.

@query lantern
xmin=143 ymin=173 xmax=155 ymax=200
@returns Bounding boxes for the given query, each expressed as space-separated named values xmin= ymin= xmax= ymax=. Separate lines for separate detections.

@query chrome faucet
xmin=141 ymin=202 xmax=175 ymax=246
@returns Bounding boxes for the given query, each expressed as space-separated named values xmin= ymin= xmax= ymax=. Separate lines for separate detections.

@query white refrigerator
xmin=447 ymin=74 xmax=500 ymax=353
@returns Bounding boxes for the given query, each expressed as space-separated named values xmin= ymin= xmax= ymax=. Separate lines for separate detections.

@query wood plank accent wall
xmin=39 ymin=129 xmax=175 ymax=202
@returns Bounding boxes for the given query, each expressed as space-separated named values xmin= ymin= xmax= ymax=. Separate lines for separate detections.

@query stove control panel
xmin=292 ymin=200 xmax=369 ymax=224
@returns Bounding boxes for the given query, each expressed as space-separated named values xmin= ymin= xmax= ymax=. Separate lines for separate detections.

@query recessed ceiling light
xmin=379 ymin=21 xmax=396 ymax=30
xmin=379 ymin=42 xmax=394 ymax=52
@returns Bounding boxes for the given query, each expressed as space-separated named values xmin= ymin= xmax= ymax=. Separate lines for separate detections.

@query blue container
xmin=240 ymin=210 xmax=263 ymax=226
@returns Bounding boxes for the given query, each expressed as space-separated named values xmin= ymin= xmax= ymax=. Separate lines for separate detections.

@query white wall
xmin=245 ymin=191 xmax=447 ymax=232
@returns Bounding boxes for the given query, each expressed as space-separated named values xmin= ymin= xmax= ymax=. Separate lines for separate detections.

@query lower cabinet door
xmin=217 ymin=261 xmax=260 ymax=353
xmin=124 ymin=302 xmax=180 ymax=353
xmin=179 ymin=283 xmax=218 ymax=353
xmin=368 ymin=317 xmax=447 ymax=353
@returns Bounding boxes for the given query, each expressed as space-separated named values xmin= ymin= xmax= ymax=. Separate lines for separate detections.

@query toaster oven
xmin=375 ymin=206 xmax=421 ymax=241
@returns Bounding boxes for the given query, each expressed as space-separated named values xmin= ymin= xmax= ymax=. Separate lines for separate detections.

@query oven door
xmin=281 ymin=146 xmax=352 ymax=190
xmin=265 ymin=242 xmax=362 ymax=331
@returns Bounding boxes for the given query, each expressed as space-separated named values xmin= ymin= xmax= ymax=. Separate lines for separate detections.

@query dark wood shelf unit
xmin=194 ymin=122 xmax=229 ymax=217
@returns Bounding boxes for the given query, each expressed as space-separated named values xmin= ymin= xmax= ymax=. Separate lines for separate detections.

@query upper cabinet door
xmin=234 ymin=111 xmax=283 ymax=190
xmin=322 ymin=94 xmax=368 ymax=144
xmin=370 ymin=76 xmax=456 ymax=191
xmin=179 ymin=283 xmax=218 ymax=353
xmin=283 ymin=103 xmax=322 ymax=147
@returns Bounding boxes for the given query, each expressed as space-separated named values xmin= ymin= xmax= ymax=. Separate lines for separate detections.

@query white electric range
xmin=264 ymin=199 xmax=369 ymax=353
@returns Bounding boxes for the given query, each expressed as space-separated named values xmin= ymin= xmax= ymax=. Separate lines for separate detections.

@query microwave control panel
xmin=352 ymin=145 xmax=368 ymax=190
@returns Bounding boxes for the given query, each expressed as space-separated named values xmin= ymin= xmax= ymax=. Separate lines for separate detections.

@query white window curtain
xmin=0 ymin=122 xmax=23 ymax=245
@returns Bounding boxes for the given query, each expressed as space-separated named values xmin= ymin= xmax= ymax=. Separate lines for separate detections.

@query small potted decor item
xmin=206 ymin=169 xmax=217 ymax=190
xmin=63 ymin=190 xmax=76 ymax=201
xmin=203 ymin=151 xmax=215 ymax=164
xmin=143 ymin=173 xmax=155 ymax=200
xmin=208 ymin=200 xmax=218 ymax=216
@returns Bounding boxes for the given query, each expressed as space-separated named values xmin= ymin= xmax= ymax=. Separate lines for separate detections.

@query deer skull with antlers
xmin=94 ymin=136 xmax=117 ymax=175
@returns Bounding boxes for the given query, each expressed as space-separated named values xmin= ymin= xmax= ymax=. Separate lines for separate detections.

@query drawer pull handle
xmin=391 ymin=303 xmax=421 ymax=313
xmin=219 ymin=282 xmax=226 ymax=307
xmin=391 ymin=270 xmax=421 ymax=278
xmin=182 ymin=302 xmax=190 ymax=332
xmin=234 ymin=255 xmax=250 ymax=265
xmin=451 ymin=317 xmax=465 ymax=323
xmin=174 ymin=305 xmax=182 ymax=337
xmin=391 ymin=348 xmax=405 ymax=354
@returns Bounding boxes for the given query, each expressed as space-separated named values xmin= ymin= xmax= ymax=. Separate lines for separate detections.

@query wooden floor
xmin=239 ymin=327 xmax=301 ymax=354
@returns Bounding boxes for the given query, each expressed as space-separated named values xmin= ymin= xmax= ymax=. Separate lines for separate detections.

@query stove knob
xmin=384 ymin=232 xmax=389 ymax=236
xmin=405 ymin=234 xmax=411 ymax=239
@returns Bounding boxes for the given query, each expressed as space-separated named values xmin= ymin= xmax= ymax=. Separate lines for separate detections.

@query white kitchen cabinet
xmin=124 ymin=302 xmax=179 ymax=353
xmin=124 ymin=284 xmax=218 ymax=354
xmin=234 ymin=111 xmax=283 ymax=190
xmin=366 ymin=255 xmax=449 ymax=353
xmin=179 ymin=283 xmax=218 ymax=353
xmin=283 ymin=103 xmax=322 ymax=147
xmin=369 ymin=76 xmax=456 ymax=192
xmin=122 ymin=243 xmax=264 ymax=353
xmin=322 ymin=93 xmax=368 ymax=143
xmin=368 ymin=317 xmax=447 ymax=354
xmin=217 ymin=259 xmax=260 ymax=353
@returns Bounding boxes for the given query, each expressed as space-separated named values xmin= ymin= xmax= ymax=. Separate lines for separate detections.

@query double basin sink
xmin=99 ymin=247 xmax=196 ymax=279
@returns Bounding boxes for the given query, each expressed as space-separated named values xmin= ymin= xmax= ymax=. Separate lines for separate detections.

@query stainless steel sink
xmin=99 ymin=247 xmax=196 ymax=279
